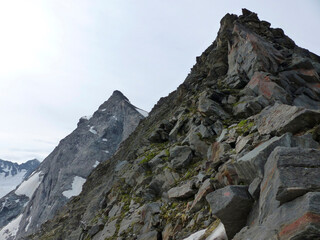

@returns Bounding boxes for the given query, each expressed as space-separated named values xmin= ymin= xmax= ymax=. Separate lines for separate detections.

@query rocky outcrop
xmin=26 ymin=8 xmax=320 ymax=240
xmin=0 ymin=91 xmax=145 ymax=239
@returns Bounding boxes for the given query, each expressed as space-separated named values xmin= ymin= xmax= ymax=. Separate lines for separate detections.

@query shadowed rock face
xmin=0 ymin=91 xmax=145 ymax=239
xmin=24 ymin=8 xmax=320 ymax=240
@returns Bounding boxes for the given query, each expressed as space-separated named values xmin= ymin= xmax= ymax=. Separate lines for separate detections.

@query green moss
xmin=232 ymin=101 xmax=245 ymax=107
xmin=139 ymin=151 xmax=157 ymax=164
xmin=235 ymin=119 xmax=255 ymax=135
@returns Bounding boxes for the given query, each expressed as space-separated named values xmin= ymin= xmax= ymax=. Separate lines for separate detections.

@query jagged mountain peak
xmin=0 ymin=92 xmax=146 ymax=239
xmin=110 ymin=90 xmax=129 ymax=101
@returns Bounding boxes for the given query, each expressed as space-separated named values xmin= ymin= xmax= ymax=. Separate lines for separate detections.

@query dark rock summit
xmin=3 ymin=8 xmax=320 ymax=240
xmin=0 ymin=91 xmax=146 ymax=239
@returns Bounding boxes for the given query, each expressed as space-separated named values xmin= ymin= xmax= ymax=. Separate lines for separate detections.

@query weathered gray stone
xmin=217 ymin=129 xmax=228 ymax=143
xmin=236 ymin=135 xmax=253 ymax=153
xmin=169 ymin=146 xmax=193 ymax=170
xmin=293 ymin=133 xmax=319 ymax=149
xmin=246 ymin=72 xmax=290 ymax=104
xmin=108 ymin=204 xmax=122 ymax=218
xmin=248 ymin=177 xmax=261 ymax=200
xmin=162 ymin=224 xmax=174 ymax=240
xmin=182 ymin=125 xmax=210 ymax=157
xmin=234 ymin=133 xmax=292 ymax=184
xmin=206 ymin=185 xmax=253 ymax=239
xmin=213 ymin=120 xmax=224 ymax=136
xmin=140 ymin=203 xmax=161 ymax=233
xmin=88 ymin=223 xmax=104 ymax=237
xmin=168 ymin=180 xmax=197 ymax=199
xmin=198 ymin=92 xmax=230 ymax=119
xmin=233 ymin=96 xmax=265 ymax=118
xmin=259 ymin=147 xmax=320 ymax=223
xmin=137 ymin=230 xmax=159 ymax=240
xmin=118 ymin=208 xmax=142 ymax=236
xmin=149 ymin=128 xmax=169 ymax=143
xmin=234 ymin=192 xmax=320 ymax=240
xmin=169 ymin=112 xmax=188 ymax=141
xmin=93 ymin=219 xmax=117 ymax=240
xmin=255 ymin=103 xmax=320 ymax=136
xmin=163 ymin=169 xmax=180 ymax=187
xmin=207 ymin=142 xmax=230 ymax=169
xmin=189 ymin=179 xmax=214 ymax=213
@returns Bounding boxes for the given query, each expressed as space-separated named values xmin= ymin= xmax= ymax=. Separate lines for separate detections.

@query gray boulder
xmin=168 ymin=180 xmax=197 ymax=199
xmin=255 ymin=103 xmax=320 ymax=136
xmin=234 ymin=133 xmax=292 ymax=184
xmin=198 ymin=92 xmax=229 ymax=119
xmin=169 ymin=146 xmax=193 ymax=170
xmin=234 ymin=192 xmax=320 ymax=240
xmin=206 ymin=185 xmax=253 ymax=239
xmin=259 ymin=147 xmax=320 ymax=222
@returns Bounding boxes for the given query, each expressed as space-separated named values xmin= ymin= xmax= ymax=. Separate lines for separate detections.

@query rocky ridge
xmin=0 ymin=91 xmax=146 ymax=239
xmin=29 ymin=9 xmax=320 ymax=240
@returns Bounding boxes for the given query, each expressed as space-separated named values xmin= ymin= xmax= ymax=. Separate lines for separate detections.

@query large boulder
xmin=168 ymin=180 xmax=197 ymax=200
xmin=234 ymin=133 xmax=292 ymax=184
xmin=234 ymin=192 xmax=320 ymax=240
xmin=189 ymin=179 xmax=214 ymax=213
xmin=246 ymin=72 xmax=290 ymax=103
xmin=255 ymin=103 xmax=320 ymax=136
xmin=198 ymin=92 xmax=229 ymax=119
xmin=206 ymin=185 xmax=253 ymax=239
xmin=169 ymin=146 xmax=193 ymax=170
xmin=259 ymin=147 xmax=320 ymax=222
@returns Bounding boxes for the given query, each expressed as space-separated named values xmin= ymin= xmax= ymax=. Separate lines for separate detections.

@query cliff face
xmin=30 ymin=9 xmax=320 ymax=240
xmin=0 ymin=91 xmax=146 ymax=240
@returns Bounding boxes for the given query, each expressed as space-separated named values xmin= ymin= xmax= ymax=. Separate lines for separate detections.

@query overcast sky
xmin=0 ymin=0 xmax=319 ymax=163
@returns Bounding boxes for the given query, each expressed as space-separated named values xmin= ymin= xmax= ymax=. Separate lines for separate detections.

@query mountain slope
xmin=0 ymin=90 xmax=146 ymax=239
xmin=0 ymin=159 xmax=40 ymax=198
xmin=30 ymin=9 xmax=320 ymax=240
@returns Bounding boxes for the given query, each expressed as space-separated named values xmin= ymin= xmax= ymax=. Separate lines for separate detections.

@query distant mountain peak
xmin=110 ymin=90 xmax=129 ymax=101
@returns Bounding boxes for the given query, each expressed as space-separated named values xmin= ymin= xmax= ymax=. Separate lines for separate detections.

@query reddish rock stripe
xmin=260 ymin=163 xmax=277 ymax=193
xmin=279 ymin=212 xmax=320 ymax=237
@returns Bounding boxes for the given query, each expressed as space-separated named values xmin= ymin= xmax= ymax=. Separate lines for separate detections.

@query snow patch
xmin=104 ymin=150 xmax=109 ymax=154
xmin=101 ymin=108 xmax=106 ymax=112
xmin=183 ymin=229 xmax=207 ymax=240
xmin=89 ymin=126 xmax=97 ymax=134
xmin=25 ymin=216 xmax=32 ymax=232
xmin=93 ymin=161 xmax=99 ymax=168
xmin=15 ymin=171 xmax=43 ymax=198
xmin=206 ymin=222 xmax=227 ymax=240
xmin=62 ymin=176 xmax=86 ymax=199
xmin=102 ymin=138 xmax=108 ymax=142
xmin=0 ymin=169 xmax=27 ymax=198
xmin=112 ymin=115 xmax=118 ymax=121
xmin=0 ymin=214 xmax=22 ymax=239
xmin=182 ymin=222 xmax=227 ymax=240
xmin=135 ymin=107 xmax=148 ymax=117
